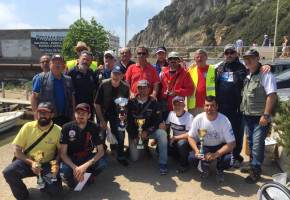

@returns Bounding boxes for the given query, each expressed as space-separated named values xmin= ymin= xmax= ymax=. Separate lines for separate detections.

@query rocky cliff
xmin=128 ymin=0 xmax=290 ymax=48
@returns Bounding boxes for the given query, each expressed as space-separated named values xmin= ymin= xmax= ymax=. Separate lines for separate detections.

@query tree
xmin=62 ymin=17 xmax=110 ymax=64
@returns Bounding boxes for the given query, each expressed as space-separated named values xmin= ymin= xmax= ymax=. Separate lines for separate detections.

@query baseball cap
xmin=224 ymin=44 xmax=236 ymax=52
xmin=137 ymin=79 xmax=150 ymax=87
xmin=112 ymin=63 xmax=123 ymax=74
xmin=156 ymin=46 xmax=167 ymax=53
xmin=37 ymin=102 xmax=53 ymax=112
xmin=243 ymin=49 xmax=259 ymax=57
xmin=104 ymin=50 xmax=116 ymax=58
xmin=168 ymin=52 xmax=180 ymax=59
xmin=172 ymin=96 xmax=185 ymax=104
xmin=51 ymin=54 xmax=65 ymax=62
xmin=75 ymin=103 xmax=91 ymax=113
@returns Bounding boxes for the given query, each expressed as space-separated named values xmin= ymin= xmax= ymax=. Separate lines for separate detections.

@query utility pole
xmin=125 ymin=0 xmax=128 ymax=46
xmin=80 ymin=0 xmax=82 ymax=19
xmin=272 ymin=0 xmax=280 ymax=62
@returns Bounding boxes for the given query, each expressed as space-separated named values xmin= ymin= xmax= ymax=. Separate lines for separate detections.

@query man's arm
xmin=260 ymin=93 xmax=278 ymax=126
xmin=188 ymin=135 xmax=200 ymax=159
xmin=31 ymin=92 xmax=39 ymax=120
xmin=94 ymin=104 xmax=107 ymax=131
xmin=60 ymin=144 xmax=77 ymax=171
xmin=151 ymin=83 xmax=159 ymax=99
xmin=205 ymin=141 xmax=236 ymax=161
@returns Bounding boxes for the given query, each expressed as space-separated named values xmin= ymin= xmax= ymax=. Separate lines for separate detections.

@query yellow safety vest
xmin=66 ymin=59 xmax=98 ymax=71
xmin=187 ymin=65 xmax=215 ymax=109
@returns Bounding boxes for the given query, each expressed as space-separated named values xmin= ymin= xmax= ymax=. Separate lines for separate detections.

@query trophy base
xmin=137 ymin=145 xmax=144 ymax=149
xmin=118 ymin=126 xmax=126 ymax=132
xmin=197 ymin=154 xmax=204 ymax=159
xmin=36 ymin=183 xmax=45 ymax=189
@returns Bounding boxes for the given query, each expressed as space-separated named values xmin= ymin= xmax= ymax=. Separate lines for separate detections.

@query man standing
xmin=94 ymin=64 xmax=130 ymax=167
xmin=66 ymin=51 xmax=97 ymax=121
xmin=153 ymin=46 xmax=169 ymax=75
xmin=262 ymin=35 xmax=269 ymax=47
xmin=116 ymin=47 xmax=136 ymax=74
xmin=65 ymin=41 xmax=98 ymax=72
xmin=94 ymin=50 xmax=116 ymax=90
xmin=125 ymin=79 xmax=168 ymax=175
xmin=32 ymin=55 xmax=51 ymax=87
xmin=60 ymin=103 xmax=107 ymax=189
xmin=188 ymin=96 xmax=236 ymax=182
xmin=3 ymin=102 xmax=62 ymax=200
xmin=236 ymin=37 xmax=244 ymax=57
xmin=187 ymin=49 xmax=215 ymax=117
xmin=125 ymin=45 xmax=160 ymax=99
xmin=215 ymin=44 xmax=247 ymax=167
xmin=31 ymin=55 xmax=76 ymax=127
xmin=240 ymin=49 xmax=277 ymax=184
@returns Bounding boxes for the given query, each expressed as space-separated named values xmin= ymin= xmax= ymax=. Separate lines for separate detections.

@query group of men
xmin=2 ymin=41 xmax=277 ymax=199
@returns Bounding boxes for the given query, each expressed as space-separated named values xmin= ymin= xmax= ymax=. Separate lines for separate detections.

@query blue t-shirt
xmin=263 ymin=38 xmax=269 ymax=46
xmin=33 ymin=73 xmax=75 ymax=114
xmin=153 ymin=61 xmax=169 ymax=75
xmin=104 ymin=68 xmax=112 ymax=79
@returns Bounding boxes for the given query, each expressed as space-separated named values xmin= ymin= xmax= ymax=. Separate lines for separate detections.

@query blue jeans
xmin=168 ymin=139 xmax=191 ymax=167
xmin=104 ymin=115 xmax=126 ymax=159
xmin=130 ymin=129 xmax=168 ymax=164
xmin=59 ymin=153 xmax=107 ymax=181
xmin=244 ymin=115 xmax=270 ymax=172
xmin=3 ymin=159 xmax=62 ymax=200
xmin=189 ymin=144 xmax=234 ymax=171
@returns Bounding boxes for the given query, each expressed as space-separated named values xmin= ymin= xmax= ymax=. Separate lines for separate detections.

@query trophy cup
xmin=164 ymin=80 xmax=171 ymax=94
xmin=31 ymin=150 xmax=45 ymax=189
xmin=50 ymin=160 xmax=57 ymax=182
xmin=197 ymin=129 xmax=207 ymax=159
xmin=136 ymin=119 xmax=145 ymax=149
xmin=115 ymin=98 xmax=128 ymax=131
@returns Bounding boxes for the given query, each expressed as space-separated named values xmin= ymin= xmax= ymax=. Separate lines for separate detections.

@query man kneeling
xmin=60 ymin=103 xmax=107 ymax=190
xmin=188 ymin=96 xmax=236 ymax=182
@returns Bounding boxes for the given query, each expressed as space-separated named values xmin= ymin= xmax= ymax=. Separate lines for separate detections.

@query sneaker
xmin=245 ymin=167 xmax=261 ymax=184
xmin=87 ymin=175 xmax=94 ymax=185
xmin=159 ymin=163 xmax=167 ymax=175
xmin=176 ymin=166 xmax=188 ymax=174
xmin=234 ymin=159 xmax=243 ymax=169
xmin=117 ymin=158 xmax=131 ymax=168
xmin=67 ymin=178 xmax=76 ymax=190
xmin=151 ymin=139 xmax=158 ymax=146
xmin=199 ymin=170 xmax=209 ymax=178
xmin=216 ymin=170 xmax=225 ymax=182
xmin=240 ymin=164 xmax=252 ymax=173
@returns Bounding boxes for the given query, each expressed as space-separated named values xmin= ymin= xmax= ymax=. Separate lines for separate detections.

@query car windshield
xmin=276 ymin=69 xmax=290 ymax=80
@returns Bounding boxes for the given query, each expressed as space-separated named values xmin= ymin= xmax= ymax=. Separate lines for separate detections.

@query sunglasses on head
xmin=77 ymin=48 xmax=87 ymax=52
xmin=137 ymin=52 xmax=147 ymax=55
xmin=225 ymin=51 xmax=236 ymax=55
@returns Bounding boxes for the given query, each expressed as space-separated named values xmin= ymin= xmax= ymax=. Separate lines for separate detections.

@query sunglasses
xmin=137 ymin=52 xmax=147 ymax=55
xmin=77 ymin=48 xmax=87 ymax=52
xmin=225 ymin=51 xmax=236 ymax=55
xmin=168 ymin=57 xmax=179 ymax=61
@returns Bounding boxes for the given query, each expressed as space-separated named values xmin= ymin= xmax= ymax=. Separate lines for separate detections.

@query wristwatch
xmin=91 ymin=159 xmax=96 ymax=165
xmin=263 ymin=114 xmax=270 ymax=119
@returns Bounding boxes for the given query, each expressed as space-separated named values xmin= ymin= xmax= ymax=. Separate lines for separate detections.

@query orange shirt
xmin=195 ymin=65 xmax=209 ymax=107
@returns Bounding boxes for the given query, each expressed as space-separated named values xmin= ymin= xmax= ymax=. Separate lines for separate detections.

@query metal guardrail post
xmin=2 ymin=82 xmax=5 ymax=98
xmin=25 ymin=83 xmax=28 ymax=100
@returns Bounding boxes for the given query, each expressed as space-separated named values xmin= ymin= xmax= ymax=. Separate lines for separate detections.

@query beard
xmin=38 ymin=117 xmax=51 ymax=127
xmin=79 ymin=62 xmax=89 ymax=71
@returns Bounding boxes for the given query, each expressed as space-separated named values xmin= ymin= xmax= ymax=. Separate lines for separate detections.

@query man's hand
xmin=259 ymin=115 xmax=268 ymax=126
xmin=100 ymin=120 xmax=107 ymax=131
xmin=260 ymin=65 xmax=271 ymax=73
xmin=204 ymin=152 xmax=219 ymax=161
xmin=130 ymin=93 xmax=136 ymax=99
xmin=150 ymin=94 xmax=157 ymax=100
xmin=73 ymin=163 xmax=89 ymax=182
xmin=141 ymin=131 xmax=148 ymax=139
xmin=169 ymin=136 xmax=175 ymax=147
xmin=97 ymin=65 xmax=104 ymax=70
xmin=31 ymin=162 xmax=42 ymax=175
xmin=169 ymin=90 xmax=177 ymax=96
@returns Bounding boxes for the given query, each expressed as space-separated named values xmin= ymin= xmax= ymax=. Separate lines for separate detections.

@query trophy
xmin=115 ymin=98 xmax=128 ymax=131
xmin=136 ymin=119 xmax=145 ymax=149
xmin=164 ymin=80 xmax=171 ymax=94
xmin=31 ymin=150 xmax=45 ymax=189
xmin=50 ymin=160 xmax=57 ymax=182
xmin=197 ymin=129 xmax=207 ymax=159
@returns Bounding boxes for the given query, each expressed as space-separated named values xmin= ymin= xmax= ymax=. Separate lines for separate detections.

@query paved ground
xmin=0 ymin=131 xmax=283 ymax=200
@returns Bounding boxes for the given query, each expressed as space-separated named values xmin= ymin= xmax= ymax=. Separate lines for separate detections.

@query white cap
xmin=104 ymin=50 xmax=116 ymax=58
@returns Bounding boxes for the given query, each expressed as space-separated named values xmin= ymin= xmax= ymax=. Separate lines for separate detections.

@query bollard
xmin=25 ymin=83 xmax=28 ymax=100
xmin=2 ymin=82 xmax=5 ymax=98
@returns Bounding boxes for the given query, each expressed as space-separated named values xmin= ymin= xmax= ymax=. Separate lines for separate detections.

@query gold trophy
xmin=164 ymin=80 xmax=171 ymax=94
xmin=136 ymin=119 xmax=145 ymax=149
xmin=197 ymin=129 xmax=207 ymax=159
xmin=31 ymin=150 xmax=45 ymax=189
xmin=50 ymin=160 xmax=57 ymax=182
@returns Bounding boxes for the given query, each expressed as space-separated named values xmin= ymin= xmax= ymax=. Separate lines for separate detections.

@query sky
xmin=0 ymin=0 xmax=171 ymax=47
